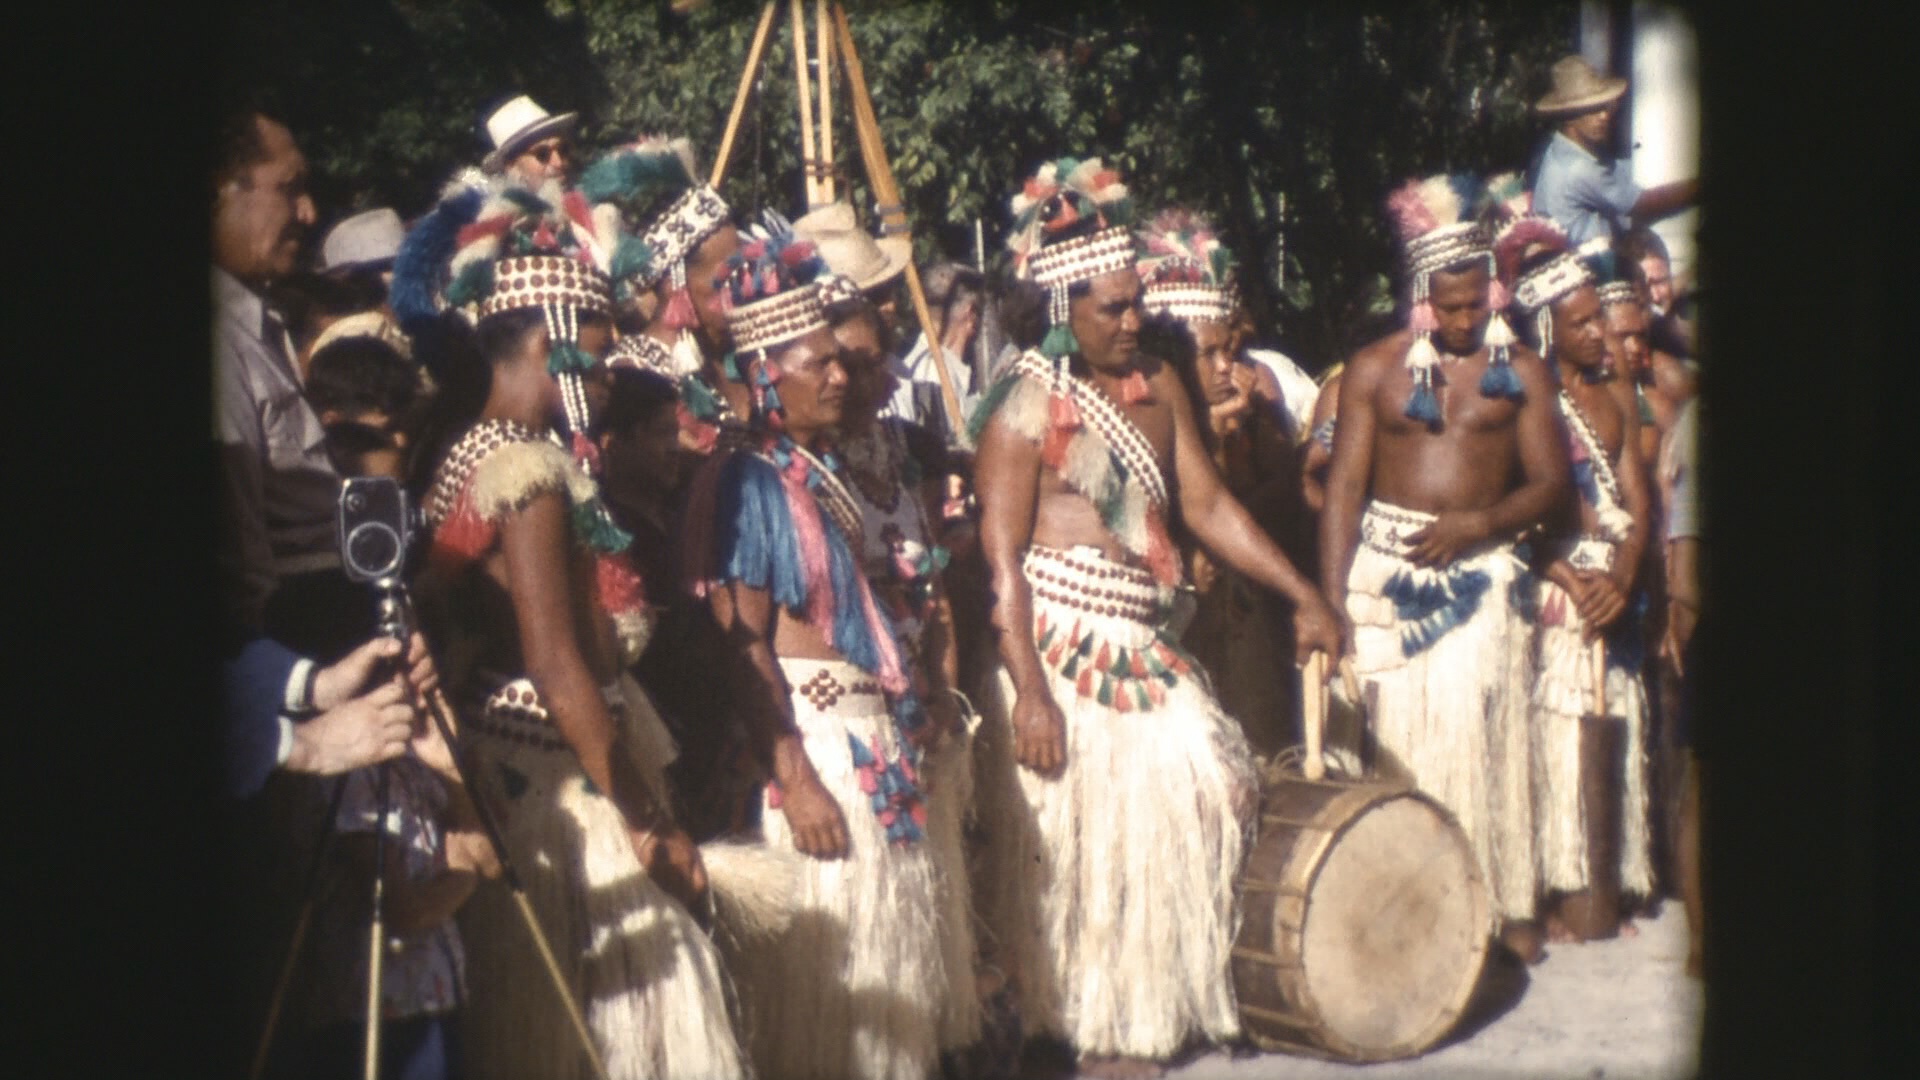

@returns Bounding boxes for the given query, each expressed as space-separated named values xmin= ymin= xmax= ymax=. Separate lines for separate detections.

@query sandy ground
xmin=1014 ymin=902 xmax=1703 ymax=1080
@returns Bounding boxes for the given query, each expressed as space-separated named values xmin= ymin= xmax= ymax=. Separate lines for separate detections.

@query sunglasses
xmin=525 ymin=140 xmax=570 ymax=166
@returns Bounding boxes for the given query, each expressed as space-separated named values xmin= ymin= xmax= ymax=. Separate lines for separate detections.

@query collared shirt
xmin=880 ymin=331 xmax=979 ymax=446
xmin=1531 ymin=131 xmax=1643 ymax=248
xmin=213 ymin=266 xmax=342 ymax=630
xmin=1243 ymin=347 xmax=1319 ymax=442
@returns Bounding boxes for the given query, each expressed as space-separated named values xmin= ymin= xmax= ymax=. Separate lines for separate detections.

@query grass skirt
xmin=456 ymin=675 xmax=747 ymax=1080
xmin=722 ymin=658 xmax=947 ymax=1080
xmin=975 ymin=545 xmax=1257 ymax=1060
xmin=923 ymin=725 xmax=983 ymax=1053
xmin=1531 ymin=553 xmax=1655 ymax=898
xmin=1340 ymin=501 xmax=1538 ymax=924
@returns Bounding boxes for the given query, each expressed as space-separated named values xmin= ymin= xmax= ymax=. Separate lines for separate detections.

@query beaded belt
xmin=468 ymin=675 xmax=625 ymax=755
xmin=778 ymin=658 xmax=887 ymax=719
xmin=1023 ymin=544 xmax=1170 ymax=627
xmin=1358 ymin=501 xmax=1438 ymax=558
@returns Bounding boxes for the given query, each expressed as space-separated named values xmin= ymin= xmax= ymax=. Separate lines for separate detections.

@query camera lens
xmin=345 ymin=521 xmax=402 ymax=579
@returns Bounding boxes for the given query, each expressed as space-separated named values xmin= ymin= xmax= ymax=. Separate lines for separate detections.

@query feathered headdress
xmin=1136 ymin=208 xmax=1237 ymax=324
xmin=1007 ymin=156 xmax=1138 ymax=365
xmin=393 ymin=170 xmax=621 ymax=473
xmin=1385 ymin=172 xmax=1524 ymax=427
xmin=579 ymin=135 xmax=731 ymax=335
xmin=716 ymin=210 xmax=831 ymax=430
xmin=1494 ymin=214 xmax=1600 ymax=368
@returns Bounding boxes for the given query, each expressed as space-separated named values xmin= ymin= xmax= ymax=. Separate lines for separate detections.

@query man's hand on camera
xmin=284 ymin=678 xmax=414 ymax=777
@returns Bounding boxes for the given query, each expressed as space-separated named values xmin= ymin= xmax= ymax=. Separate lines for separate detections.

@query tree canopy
xmin=219 ymin=0 xmax=1581 ymax=373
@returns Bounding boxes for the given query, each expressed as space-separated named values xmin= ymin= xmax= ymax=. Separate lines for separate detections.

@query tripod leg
xmin=711 ymin=1 xmax=779 ymax=188
xmin=365 ymin=763 xmax=391 ymax=1080
xmin=421 ymin=691 xmax=614 ymax=1080
xmin=250 ymin=775 xmax=351 ymax=1080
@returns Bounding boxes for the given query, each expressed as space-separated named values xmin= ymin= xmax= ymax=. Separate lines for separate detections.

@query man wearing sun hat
xmin=1530 ymin=55 xmax=1698 ymax=247
xmin=480 ymin=93 xmax=579 ymax=188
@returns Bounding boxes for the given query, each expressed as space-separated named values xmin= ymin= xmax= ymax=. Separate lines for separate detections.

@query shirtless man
xmin=1321 ymin=176 xmax=1570 ymax=964
xmin=583 ymin=137 xmax=749 ymax=446
xmin=1599 ymin=280 xmax=1694 ymax=468
xmin=971 ymin=159 xmax=1339 ymax=1079
xmin=1501 ymin=227 xmax=1655 ymax=944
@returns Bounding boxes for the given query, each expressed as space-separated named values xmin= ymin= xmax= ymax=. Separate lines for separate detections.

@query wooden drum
xmin=1232 ymin=765 xmax=1490 ymax=1062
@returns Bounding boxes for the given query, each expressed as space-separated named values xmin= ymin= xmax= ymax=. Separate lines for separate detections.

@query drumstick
xmin=1338 ymin=656 xmax=1362 ymax=704
xmin=1302 ymin=651 xmax=1326 ymax=781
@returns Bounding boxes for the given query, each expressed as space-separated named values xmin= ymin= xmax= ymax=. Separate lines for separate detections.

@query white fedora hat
xmin=320 ymin=208 xmax=406 ymax=272
xmin=481 ymin=95 xmax=579 ymax=173
xmin=790 ymin=200 xmax=910 ymax=292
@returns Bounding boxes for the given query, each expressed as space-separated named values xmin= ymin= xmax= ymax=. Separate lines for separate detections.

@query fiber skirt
xmin=976 ymin=545 xmax=1257 ymax=1060
xmin=1342 ymin=501 xmax=1537 ymax=924
xmin=456 ymin=674 xmax=746 ymax=1080
xmin=724 ymin=657 xmax=947 ymax=1080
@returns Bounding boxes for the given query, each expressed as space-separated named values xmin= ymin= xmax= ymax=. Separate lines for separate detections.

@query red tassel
xmin=1146 ymin=679 xmax=1166 ymax=708
xmin=1129 ymin=649 xmax=1149 ymax=678
xmin=1409 ymin=302 xmax=1438 ymax=333
xmin=433 ymin=504 xmax=496 ymax=561
xmin=1076 ymin=666 xmax=1096 ymax=700
xmin=1144 ymin=511 xmax=1181 ymax=585
xmin=570 ymin=431 xmax=601 ymax=474
xmin=1119 ymin=370 xmax=1151 ymax=404
xmin=1041 ymin=423 xmax=1072 ymax=468
xmin=1487 ymin=280 xmax=1511 ymax=310
xmin=1094 ymin=641 xmax=1112 ymax=673
xmin=1114 ymin=684 xmax=1132 ymax=713
xmin=596 ymin=552 xmax=647 ymax=617
xmin=661 ymin=287 xmax=698 ymax=332
xmin=1049 ymin=390 xmax=1083 ymax=430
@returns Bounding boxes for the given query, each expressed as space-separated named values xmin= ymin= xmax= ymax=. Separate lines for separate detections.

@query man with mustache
xmin=213 ymin=109 xmax=366 ymax=660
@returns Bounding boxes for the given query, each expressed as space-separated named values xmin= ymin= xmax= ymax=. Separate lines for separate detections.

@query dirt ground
xmin=1015 ymin=901 xmax=1703 ymax=1080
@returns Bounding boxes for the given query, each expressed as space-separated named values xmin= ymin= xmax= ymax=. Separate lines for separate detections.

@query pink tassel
xmin=853 ymin=570 xmax=910 ymax=694
xmin=1408 ymin=302 xmax=1438 ymax=333
xmin=660 ymin=287 xmax=698 ymax=332
xmin=1119 ymin=370 xmax=1151 ymax=404
xmin=780 ymin=461 xmax=838 ymax=638
xmin=1487 ymin=279 xmax=1511 ymax=310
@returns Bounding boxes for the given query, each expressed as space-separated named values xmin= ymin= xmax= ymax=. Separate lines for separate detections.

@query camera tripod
xmin=249 ymin=577 xmax=613 ymax=1080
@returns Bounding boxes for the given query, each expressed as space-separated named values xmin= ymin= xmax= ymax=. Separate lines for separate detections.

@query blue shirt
xmin=1531 ymin=131 xmax=1642 ymax=248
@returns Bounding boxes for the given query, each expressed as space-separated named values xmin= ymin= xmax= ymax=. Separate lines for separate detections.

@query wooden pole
xmin=789 ymin=0 xmax=819 ymax=209
xmin=816 ymin=0 xmax=835 ymax=205
xmin=710 ymin=2 xmax=779 ymax=189
xmin=830 ymin=2 xmax=967 ymax=443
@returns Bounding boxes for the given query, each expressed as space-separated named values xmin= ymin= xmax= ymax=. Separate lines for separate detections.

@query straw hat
xmin=319 ymin=208 xmax=406 ymax=272
xmin=481 ymin=95 xmax=579 ymax=173
xmin=1534 ymin=56 xmax=1627 ymax=117
xmin=790 ymin=200 xmax=909 ymax=292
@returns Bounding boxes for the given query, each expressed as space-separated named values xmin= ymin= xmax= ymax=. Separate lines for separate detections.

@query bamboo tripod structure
xmin=711 ymin=0 xmax=969 ymax=444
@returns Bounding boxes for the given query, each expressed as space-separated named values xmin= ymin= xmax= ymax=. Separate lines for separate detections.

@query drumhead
xmin=1299 ymin=792 xmax=1487 ymax=1053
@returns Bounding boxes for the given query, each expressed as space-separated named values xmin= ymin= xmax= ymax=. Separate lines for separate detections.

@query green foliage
xmin=220 ymin=0 xmax=1579 ymax=373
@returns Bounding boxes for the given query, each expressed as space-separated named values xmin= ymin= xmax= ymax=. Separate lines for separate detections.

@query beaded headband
xmin=1513 ymin=251 xmax=1594 ymax=313
xmin=1141 ymin=283 xmax=1233 ymax=323
xmin=476 ymin=254 xmax=614 ymax=319
xmin=1027 ymin=226 xmax=1138 ymax=328
xmin=726 ymin=283 xmax=828 ymax=354
xmin=816 ymin=271 xmax=865 ymax=310
xmin=638 ymin=185 xmax=731 ymax=291
xmin=1596 ymin=280 xmax=1638 ymax=308
xmin=1386 ymin=173 xmax=1523 ymax=425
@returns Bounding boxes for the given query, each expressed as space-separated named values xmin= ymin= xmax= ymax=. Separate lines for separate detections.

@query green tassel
xmin=610 ymin=235 xmax=653 ymax=286
xmin=1132 ymin=683 xmax=1151 ymax=711
xmin=966 ymin=370 xmax=1024 ymax=442
xmin=1037 ymin=624 xmax=1056 ymax=652
xmin=1040 ymin=322 xmax=1078 ymax=361
xmin=548 ymin=340 xmax=597 ymax=375
xmin=1109 ymin=648 xmax=1132 ymax=677
xmin=1062 ymin=653 xmax=1080 ymax=679
xmin=1076 ymin=633 xmax=1097 ymax=658
xmin=445 ymin=261 xmax=495 ymax=309
xmin=571 ymin=499 xmax=634 ymax=554
xmin=1096 ymin=676 xmax=1114 ymax=707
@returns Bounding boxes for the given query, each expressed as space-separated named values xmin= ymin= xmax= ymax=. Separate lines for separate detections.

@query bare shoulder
xmin=1346 ymin=330 xmax=1412 ymax=385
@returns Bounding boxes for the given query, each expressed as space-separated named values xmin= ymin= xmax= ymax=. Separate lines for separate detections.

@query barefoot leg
xmin=1500 ymin=919 xmax=1546 ymax=965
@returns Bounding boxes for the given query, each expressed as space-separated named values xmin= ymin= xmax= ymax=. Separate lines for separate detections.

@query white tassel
xmin=1483 ymin=312 xmax=1516 ymax=348
xmin=1405 ymin=332 xmax=1441 ymax=373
